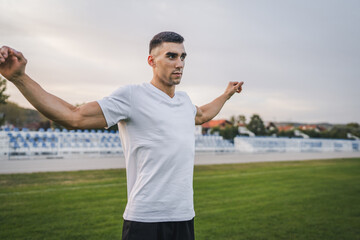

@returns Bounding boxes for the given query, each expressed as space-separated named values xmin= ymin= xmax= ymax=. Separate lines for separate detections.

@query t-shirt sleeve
xmin=97 ymin=85 xmax=132 ymax=127
xmin=181 ymin=91 xmax=197 ymax=117
xmin=193 ymin=104 xmax=197 ymax=117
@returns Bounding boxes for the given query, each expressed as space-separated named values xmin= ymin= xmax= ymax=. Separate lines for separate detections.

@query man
xmin=0 ymin=31 xmax=243 ymax=240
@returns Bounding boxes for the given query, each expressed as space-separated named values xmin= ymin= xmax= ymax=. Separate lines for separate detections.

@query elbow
xmin=57 ymin=119 xmax=80 ymax=130
xmin=62 ymin=108 xmax=83 ymax=130
xmin=68 ymin=115 xmax=85 ymax=130
xmin=195 ymin=107 xmax=208 ymax=125
xmin=195 ymin=119 xmax=202 ymax=125
xmin=65 ymin=122 xmax=79 ymax=130
xmin=195 ymin=115 xmax=208 ymax=125
xmin=195 ymin=116 xmax=203 ymax=125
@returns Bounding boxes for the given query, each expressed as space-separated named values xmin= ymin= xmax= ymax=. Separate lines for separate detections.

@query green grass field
xmin=1 ymin=158 xmax=360 ymax=240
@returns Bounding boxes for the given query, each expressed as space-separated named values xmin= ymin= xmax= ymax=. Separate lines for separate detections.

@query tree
xmin=229 ymin=115 xmax=236 ymax=126
xmin=238 ymin=115 xmax=246 ymax=125
xmin=347 ymin=123 xmax=360 ymax=138
xmin=210 ymin=126 xmax=220 ymax=135
xmin=322 ymin=124 xmax=360 ymax=139
xmin=0 ymin=78 xmax=9 ymax=125
xmin=221 ymin=126 xmax=239 ymax=140
xmin=0 ymin=78 xmax=9 ymax=104
xmin=210 ymin=125 xmax=238 ymax=140
xmin=277 ymin=130 xmax=295 ymax=138
xmin=301 ymin=129 xmax=321 ymax=138
xmin=246 ymin=114 xmax=266 ymax=136
xmin=0 ymin=101 xmax=48 ymax=129
xmin=347 ymin=122 xmax=359 ymax=129
xmin=229 ymin=115 xmax=246 ymax=126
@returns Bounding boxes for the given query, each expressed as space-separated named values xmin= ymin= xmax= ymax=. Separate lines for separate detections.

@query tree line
xmin=211 ymin=114 xmax=360 ymax=141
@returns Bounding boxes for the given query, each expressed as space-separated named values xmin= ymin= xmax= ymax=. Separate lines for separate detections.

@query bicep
xmin=195 ymin=105 xmax=204 ymax=125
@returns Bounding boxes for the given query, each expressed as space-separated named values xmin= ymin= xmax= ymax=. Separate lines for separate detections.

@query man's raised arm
xmin=195 ymin=81 xmax=244 ymax=125
xmin=0 ymin=46 xmax=107 ymax=129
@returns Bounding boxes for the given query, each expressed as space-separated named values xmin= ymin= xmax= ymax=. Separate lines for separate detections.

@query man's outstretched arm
xmin=0 ymin=46 xmax=107 ymax=129
xmin=195 ymin=81 xmax=244 ymax=125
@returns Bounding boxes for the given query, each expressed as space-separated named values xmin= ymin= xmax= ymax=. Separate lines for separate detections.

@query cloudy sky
xmin=1 ymin=0 xmax=359 ymax=124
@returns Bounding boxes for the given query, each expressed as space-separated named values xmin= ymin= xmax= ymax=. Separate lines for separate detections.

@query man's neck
xmin=150 ymin=79 xmax=176 ymax=98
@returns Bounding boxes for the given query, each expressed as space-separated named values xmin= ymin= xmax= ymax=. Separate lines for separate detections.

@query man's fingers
xmin=1 ymin=46 xmax=24 ymax=60
xmin=9 ymin=48 xmax=21 ymax=58
xmin=228 ymin=81 xmax=244 ymax=94
xmin=233 ymin=81 xmax=243 ymax=88
xmin=231 ymin=81 xmax=244 ymax=87
xmin=0 ymin=48 xmax=5 ymax=63
xmin=5 ymin=47 xmax=27 ymax=64
xmin=0 ymin=46 xmax=10 ymax=60
xmin=235 ymin=81 xmax=244 ymax=93
xmin=0 ymin=46 xmax=14 ymax=64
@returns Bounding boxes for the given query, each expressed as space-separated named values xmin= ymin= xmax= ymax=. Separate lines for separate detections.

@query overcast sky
xmin=1 ymin=0 xmax=359 ymax=124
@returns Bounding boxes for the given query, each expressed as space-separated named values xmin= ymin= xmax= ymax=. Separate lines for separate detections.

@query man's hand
xmin=224 ymin=81 xmax=244 ymax=100
xmin=195 ymin=81 xmax=244 ymax=125
xmin=0 ymin=46 xmax=27 ymax=82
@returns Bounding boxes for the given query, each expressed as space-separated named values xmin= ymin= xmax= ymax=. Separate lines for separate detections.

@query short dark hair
xmin=149 ymin=31 xmax=184 ymax=54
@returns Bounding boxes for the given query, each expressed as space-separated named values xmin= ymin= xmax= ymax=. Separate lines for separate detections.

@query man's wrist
xmin=222 ymin=92 xmax=231 ymax=101
xmin=11 ymin=73 xmax=28 ymax=85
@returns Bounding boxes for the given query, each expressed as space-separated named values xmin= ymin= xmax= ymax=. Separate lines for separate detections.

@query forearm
xmin=13 ymin=74 xmax=79 ymax=128
xmin=195 ymin=81 xmax=244 ymax=125
xmin=197 ymin=93 xmax=228 ymax=124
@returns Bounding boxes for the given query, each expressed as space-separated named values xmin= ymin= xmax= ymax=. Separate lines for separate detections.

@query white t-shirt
xmin=97 ymin=82 xmax=197 ymax=222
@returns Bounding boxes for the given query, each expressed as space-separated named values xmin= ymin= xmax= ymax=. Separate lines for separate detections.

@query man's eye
xmin=180 ymin=56 xmax=185 ymax=61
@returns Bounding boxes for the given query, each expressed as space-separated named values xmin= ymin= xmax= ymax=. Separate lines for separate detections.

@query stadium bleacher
xmin=234 ymin=136 xmax=360 ymax=153
xmin=195 ymin=134 xmax=234 ymax=152
xmin=2 ymin=128 xmax=358 ymax=160
xmin=0 ymin=128 xmax=234 ymax=159
xmin=0 ymin=128 xmax=123 ymax=159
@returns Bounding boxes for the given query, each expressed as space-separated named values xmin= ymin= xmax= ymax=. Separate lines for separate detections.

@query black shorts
xmin=122 ymin=218 xmax=195 ymax=240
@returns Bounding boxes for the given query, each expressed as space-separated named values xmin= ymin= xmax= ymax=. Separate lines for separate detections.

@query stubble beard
xmin=171 ymin=73 xmax=183 ymax=85
xmin=172 ymin=78 xmax=181 ymax=85
xmin=165 ymin=75 xmax=181 ymax=86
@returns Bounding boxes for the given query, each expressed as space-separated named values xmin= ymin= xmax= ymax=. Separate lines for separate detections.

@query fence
xmin=2 ymin=129 xmax=358 ymax=160
xmin=0 ymin=128 xmax=122 ymax=159
xmin=0 ymin=129 xmax=234 ymax=159
xmin=234 ymin=136 xmax=360 ymax=153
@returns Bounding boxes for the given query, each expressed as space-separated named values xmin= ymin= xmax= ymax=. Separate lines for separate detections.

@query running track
xmin=1 ymin=151 xmax=359 ymax=174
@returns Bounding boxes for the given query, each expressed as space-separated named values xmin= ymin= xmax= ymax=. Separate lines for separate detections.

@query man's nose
xmin=175 ymin=58 xmax=184 ymax=68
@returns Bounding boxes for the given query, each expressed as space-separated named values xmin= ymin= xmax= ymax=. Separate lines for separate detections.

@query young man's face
xmin=150 ymin=42 xmax=187 ymax=86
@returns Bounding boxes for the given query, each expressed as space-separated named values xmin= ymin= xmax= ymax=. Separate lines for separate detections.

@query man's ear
xmin=148 ymin=55 xmax=156 ymax=67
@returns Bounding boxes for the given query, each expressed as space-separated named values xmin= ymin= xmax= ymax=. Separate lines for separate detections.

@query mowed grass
xmin=0 ymin=158 xmax=359 ymax=240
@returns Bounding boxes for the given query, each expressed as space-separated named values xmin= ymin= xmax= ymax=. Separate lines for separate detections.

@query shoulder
xmin=110 ymin=84 xmax=132 ymax=95
xmin=176 ymin=91 xmax=197 ymax=115
xmin=110 ymin=83 xmax=145 ymax=96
